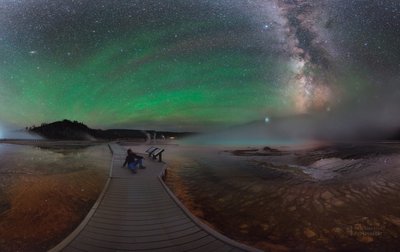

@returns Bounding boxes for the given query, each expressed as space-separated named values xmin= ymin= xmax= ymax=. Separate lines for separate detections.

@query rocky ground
xmin=165 ymin=142 xmax=400 ymax=251
xmin=0 ymin=143 xmax=110 ymax=251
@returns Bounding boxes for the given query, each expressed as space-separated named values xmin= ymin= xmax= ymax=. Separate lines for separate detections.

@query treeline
xmin=28 ymin=119 xmax=147 ymax=140
xmin=27 ymin=119 xmax=194 ymax=141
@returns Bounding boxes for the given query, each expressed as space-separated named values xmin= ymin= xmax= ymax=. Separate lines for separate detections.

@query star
xmin=0 ymin=0 xmax=398 ymax=132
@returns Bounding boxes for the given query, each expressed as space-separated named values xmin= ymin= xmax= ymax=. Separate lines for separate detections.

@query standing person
xmin=122 ymin=149 xmax=145 ymax=173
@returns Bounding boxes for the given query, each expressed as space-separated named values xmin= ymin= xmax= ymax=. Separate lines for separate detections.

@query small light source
xmin=264 ymin=117 xmax=270 ymax=123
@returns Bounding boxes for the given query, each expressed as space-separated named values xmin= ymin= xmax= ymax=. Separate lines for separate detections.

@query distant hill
xmin=27 ymin=120 xmax=193 ymax=141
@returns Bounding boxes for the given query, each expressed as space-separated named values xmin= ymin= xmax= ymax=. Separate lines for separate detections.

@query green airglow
xmin=0 ymin=23 xmax=286 ymax=130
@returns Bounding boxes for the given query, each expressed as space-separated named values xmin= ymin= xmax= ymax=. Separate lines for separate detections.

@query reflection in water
xmin=165 ymin=143 xmax=400 ymax=251
xmin=0 ymin=144 xmax=110 ymax=252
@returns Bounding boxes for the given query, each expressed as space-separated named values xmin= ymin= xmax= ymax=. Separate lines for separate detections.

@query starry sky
xmin=0 ymin=0 xmax=399 ymax=132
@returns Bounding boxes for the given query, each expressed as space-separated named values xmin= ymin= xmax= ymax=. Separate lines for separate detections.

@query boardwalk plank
xmin=176 ymin=235 xmax=216 ymax=251
xmin=84 ymin=222 xmax=198 ymax=238
xmin=88 ymin=214 xmax=187 ymax=226
xmin=95 ymin=209 xmax=184 ymax=219
xmin=87 ymin=219 xmax=196 ymax=233
xmin=99 ymin=201 xmax=177 ymax=210
xmin=97 ymin=202 xmax=173 ymax=210
xmin=74 ymin=235 xmax=177 ymax=250
xmin=97 ymin=205 xmax=181 ymax=215
xmin=83 ymin=225 xmax=201 ymax=242
xmin=80 ymin=229 xmax=209 ymax=248
xmin=69 ymin=240 xmax=112 ymax=252
xmin=101 ymin=198 xmax=168 ymax=204
xmin=189 ymin=240 xmax=230 ymax=252
xmin=92 ymin=212 xmax=188 ymax=224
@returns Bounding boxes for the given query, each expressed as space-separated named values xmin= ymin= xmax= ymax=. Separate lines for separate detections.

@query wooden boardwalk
xmin=50 ymin=143 xmax=260 ymax=252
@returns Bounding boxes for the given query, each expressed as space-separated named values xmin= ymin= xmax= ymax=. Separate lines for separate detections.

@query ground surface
xmin=165 ymin=142 xmax=400 ymax=251
xmin=0 ymin=143 xmax=110 ymax=251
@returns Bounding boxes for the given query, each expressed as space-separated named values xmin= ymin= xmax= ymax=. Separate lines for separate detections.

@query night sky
xmin=0 ymin=0 xmax=399 ymax=132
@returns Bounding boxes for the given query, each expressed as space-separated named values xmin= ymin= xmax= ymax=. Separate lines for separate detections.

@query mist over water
xmin=185 ymin=100 xmax=400 ymax=146
xmin=0 ymin=130 xmax=42 ymax=140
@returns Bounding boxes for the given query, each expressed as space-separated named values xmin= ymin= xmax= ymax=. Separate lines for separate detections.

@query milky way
xmin=0 ymin=0 xmax=399 ymax=132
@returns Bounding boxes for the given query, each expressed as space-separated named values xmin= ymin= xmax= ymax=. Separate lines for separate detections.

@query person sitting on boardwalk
xmin=122 ymin=149 xmax=145 ymax=173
